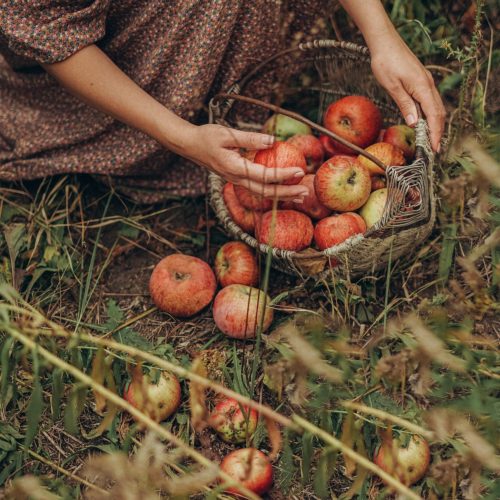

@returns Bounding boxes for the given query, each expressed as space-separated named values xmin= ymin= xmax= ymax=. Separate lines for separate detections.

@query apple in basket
xmin=209 ymin=397 xmax=258 ymax=444
xmin=383 ymin=124 xmax=416 ymax=160
xmin=213 ymin=284 xmax=273 ymax=339
xmin=255 ymin=209 xmax=314 ymax=251
xmin=314 ymin=155 xmax=371 ymax=212
xmin=233 ymin=185 xmax=274 ymax=211
xmin=323 ymin=95 xmax=382 ymax=153
xmin=214 ymin=241 xmax=259 ymax=288
xmin=287 ymin=134 xmax=324 ymax=173
xmin=262 ymin=113 xmax=312 ymax=140
xmin=149 ymin=254 xmax=216 ymax=317
xmin=281 ymin=174 xmax=332 ymax=220
xmin=374 ymin=434 xmax=430 ymax=486
xmin=319 ymin=134 xmax=341 ymax=158
xmin=371 ymin=176 xmax=387 ymax=191
xmin=220 ymin=448 xmax=273 ymax=495
xmin=359 ymin=188 xmax=388 ymax=229
xmin=223 ymin=183 xmax=257 ymax=234
xmin=357 ymin=142 xmax=405 ymax=176
xmin=124 ymin=370 xmax=181 ymax=422
xmin=314 ymin=213 xmax=366 ymax=250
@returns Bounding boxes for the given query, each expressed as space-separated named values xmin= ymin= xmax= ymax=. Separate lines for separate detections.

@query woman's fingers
xmin=220 ymin=127 xmax=275 ymax=150
xmin=241 ymin=179 xmax=309 ymax=201
xmin=387 ymin=83 xmax=419 ymax=127
xmin=413 ymin=83 xmax=445 ymax=152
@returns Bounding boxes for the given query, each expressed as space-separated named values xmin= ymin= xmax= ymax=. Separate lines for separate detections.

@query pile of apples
xmin=223 ymin=95 xmax=416 ymax=255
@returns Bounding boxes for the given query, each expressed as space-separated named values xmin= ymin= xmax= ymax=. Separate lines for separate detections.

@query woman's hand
xmin=370 ymin=39 xmax=445 ymax=152
xmin=179 ymin=124 xmax=309 ymax=202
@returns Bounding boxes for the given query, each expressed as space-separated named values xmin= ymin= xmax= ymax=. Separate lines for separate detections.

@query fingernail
xmin=405 ymin=114 xmax=416 ymax=126
xmin=264 ymin=135 xmax=275 ymax=146
xmin=294 ymin=170 xmax=305 ymax=178
xmin=293 ymin=198 xmax=304 ymax=204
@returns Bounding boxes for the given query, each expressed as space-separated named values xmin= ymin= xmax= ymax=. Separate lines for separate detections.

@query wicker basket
xmin=208 ymin=40 xmax=436 ymax=279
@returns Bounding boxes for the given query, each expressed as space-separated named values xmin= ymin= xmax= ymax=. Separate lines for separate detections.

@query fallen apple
xmin=287 ymin=134 xmax=324 ymax=173
xmin=223 ymin=183 xmax=257 ymax=234
xmin=374 ymin=434 xmax=430 ymax=486
xmin=383 ymin=125 xmax=416 ymax=160
xmin=323 ymin=95 xmax=382 ymax=153
xmin=124 ymin=371 xmax=181 ymax=422
xmin=262 ymin=113 xmax=312 ymax=140
xmin=359 ymin=188 xmax=387 ymax=229
xmin=256 ymin=209 xmax=314 ymax=251
xmin=314 ymin=212 xmax=366 ymax=250
xmin=220 ymin=448 xmax=273 ymax=496
xmin=314 ymin=155 xmax=371 ymax=211
xmin=149 ymin=254 xmax=216 ymax=317
xmin=213 ymin=284 xmax=273 ymax=339
xmin=215 ymin=241 xmax=259 ymax=288
xmin=357 ymin=142 xmax=405 ymax=176
xmin=209 ymin=397 xmax=258 ymax=444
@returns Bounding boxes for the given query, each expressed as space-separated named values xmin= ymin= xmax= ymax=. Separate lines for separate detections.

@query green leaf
xmin=313 ymin=447 xmax=338 ymax=499
xmin=301 ymin=431 xmax=314 ymax=485
xmin=63 ymin=383 xmax=87 ymax=435
xmin=278 ymin=429 xmax=294 ymax=492
xmin=51 ymin=368 xmax=64 ymax=420
xmin=112 ymin=328 xmax=152 ymax=351
xmin=438 ymin=222 xmax=458 ymax=283
xmin=24 ymin=353 xmax=44 ymax=448
xmin=0 ymin=337 xmax=14 ymax=405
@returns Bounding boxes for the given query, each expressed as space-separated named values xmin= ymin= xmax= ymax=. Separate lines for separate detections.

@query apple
xmin=281 ymin=174 xmax=331 ymax=220
xmin=359 ymin=188 xmax=387 ymax=229
xmin=254 ymin=141 xmax=307 ymax=185
xmin=223 ymin=183 xmax=257 ymax=234
xmin=314 ymin=212 xmax=366 ymax=250
xmin=371 ymin=176 xmax=386 ymax=191
xmin=319 ymin=134 xmax=339 ymax=158
xmin=383 ymin=125 xmax=416 ymax=160
xmin=255 ymin=210 xmax=313 ymax=251
xmin=374 ymin=434 xmax=430 ymax=486
xmin=262 ymin=113 xmax=312 ymax=140
xmin=220 ymin=448 xmax=273 ymax=496
xmin=209 ymin=398 xmax=258 ymax=444
xmin=233 ymin=184 xmax=274 ymax=212
xmin=314 ymin=155 xmax=371 ymax=211
xmin=357 ymin=142 xmax=405 ymax=176
xmin=287 ymin=134 xmax=324 ymax=173
xmin=149 ymin=254 xmax=216 ymax=317
xmin=124 ymin=371 xmax=181 ymax=422
xmin=377 ymin=128 xmax=387 ymax=142
xmin=213 ymin=284 xmax=273 ymax=339
xmin=323 ymin=95 xmax=382 ymax=153
xmin=215 ymin=241 xmax=259 ymax=288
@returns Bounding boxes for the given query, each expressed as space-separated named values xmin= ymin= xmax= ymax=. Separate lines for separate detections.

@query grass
xmin=1 ymin=1 xmax=499 ymax=499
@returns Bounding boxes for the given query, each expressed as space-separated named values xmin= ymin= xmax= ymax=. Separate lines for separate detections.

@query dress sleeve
xmin=0 ymin=1 xmax=111 ymax=64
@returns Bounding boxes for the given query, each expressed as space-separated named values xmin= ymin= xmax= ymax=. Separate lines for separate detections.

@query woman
xmin=0 ymin=1 xmax=445 ymax=203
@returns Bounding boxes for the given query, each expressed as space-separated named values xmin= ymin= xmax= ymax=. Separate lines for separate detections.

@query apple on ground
xmin=220 ymin=448 xmax=273 ymax=495
xmin=281 ymin=174 xmax=331 ymax=220
xmin=359 ymin=188 xmax=387 ymax=229
xmin=287 ymin=134 xmax=324 ymax=173
xmin=371 ymin=176 xmax=386 ymax=191
xmin=214 ymin=241 xmax=258 ymax=288
xmin=213 ymin=284 xmax=273 ymax=339
xmin=314 ymin=155 xmax=371 ymax=212
xmin=223 ymin=183 xmax=257 ymax=234
xmin=314 ymin=212 xmax=366 ymax=250
xmin=256 ymin=209 xmax=314 ymax=251
xmin=383 ymin=124 xmax=416 ymax=160
xmin=262 ymin=113 xmax=312 ymax=140
xmin=233 ymin=184 xmax=274 ymax=211
xmin=209 ymin=397 xmax=258 ymax=444
xmin=149 ymin=254 xmax=216 ymax=317
xmin=374 ymin=434 xmax=430 ymax=486
xmin=323 ymin=95 xmax=382 ymax=153
xmin=254 ymin=140 xmax=307 ymax=185
xmin=357 ymin=142 xmax=405 ymax=176
xmin=124 ymin=370 xmax=181 ymax=422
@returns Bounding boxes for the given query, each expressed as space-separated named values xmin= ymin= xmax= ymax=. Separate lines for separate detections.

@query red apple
xmin=319 ymin=134 xmax=339 ymax=158
xmin=262 ymin=113 xmax=312 ymax=140
xmin=377 ymin=128 xmax=387 ymax=142
xmin=149 ymin=254 xmax=216 ymax=317
xmin=314 ymin=156 xmax=371 ymax=212
xmin=287 ymin=134 xmax=324 ymax=173
xmin=215 ymin=242 xmax=258 ymax=288
xmin=213 ymin=284 xmax=273 ymax=339
xmin=124 ymin=371 xmax=181 ymax=422
xmin=383 ymin=125 xmax=416 ymax=160
xmin=220 ymin=448 xmax=273 ymax=496
xmin=255 ymin=210 xmax=313 ymax=251
xmin=223 ymin=183 xmax=257 ymax=234
xmin=314 ymin=213 xmax=366 ymax=250
xmin=323 ymin=95 xmax=382 ymax=153
xmin=254 ymin=141 xmax=307 ymax=185
xmin=359 ymin=188 xmax=387 ymax=229
xmin=209 ymin=398 xmax=258 ymax=444
xmin=357 ymin=142 xmax=405 ymax=176
xmin=281 ymin=174 xmax=331 ymax=220
xmin=374 ymin=434 xmax=430 ymax=486
xmin=233 ymin=184 xmax=274 ymax=212
xmin=371 ymin=176 xmax=387 ymax=191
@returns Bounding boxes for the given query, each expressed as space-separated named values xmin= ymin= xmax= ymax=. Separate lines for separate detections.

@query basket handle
xmin=213 ymin=93 xmax=387 ymax=171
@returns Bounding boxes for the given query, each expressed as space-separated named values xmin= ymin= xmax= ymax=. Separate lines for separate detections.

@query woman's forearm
xmin=42 ymin=45 xmax=195 ymax=154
